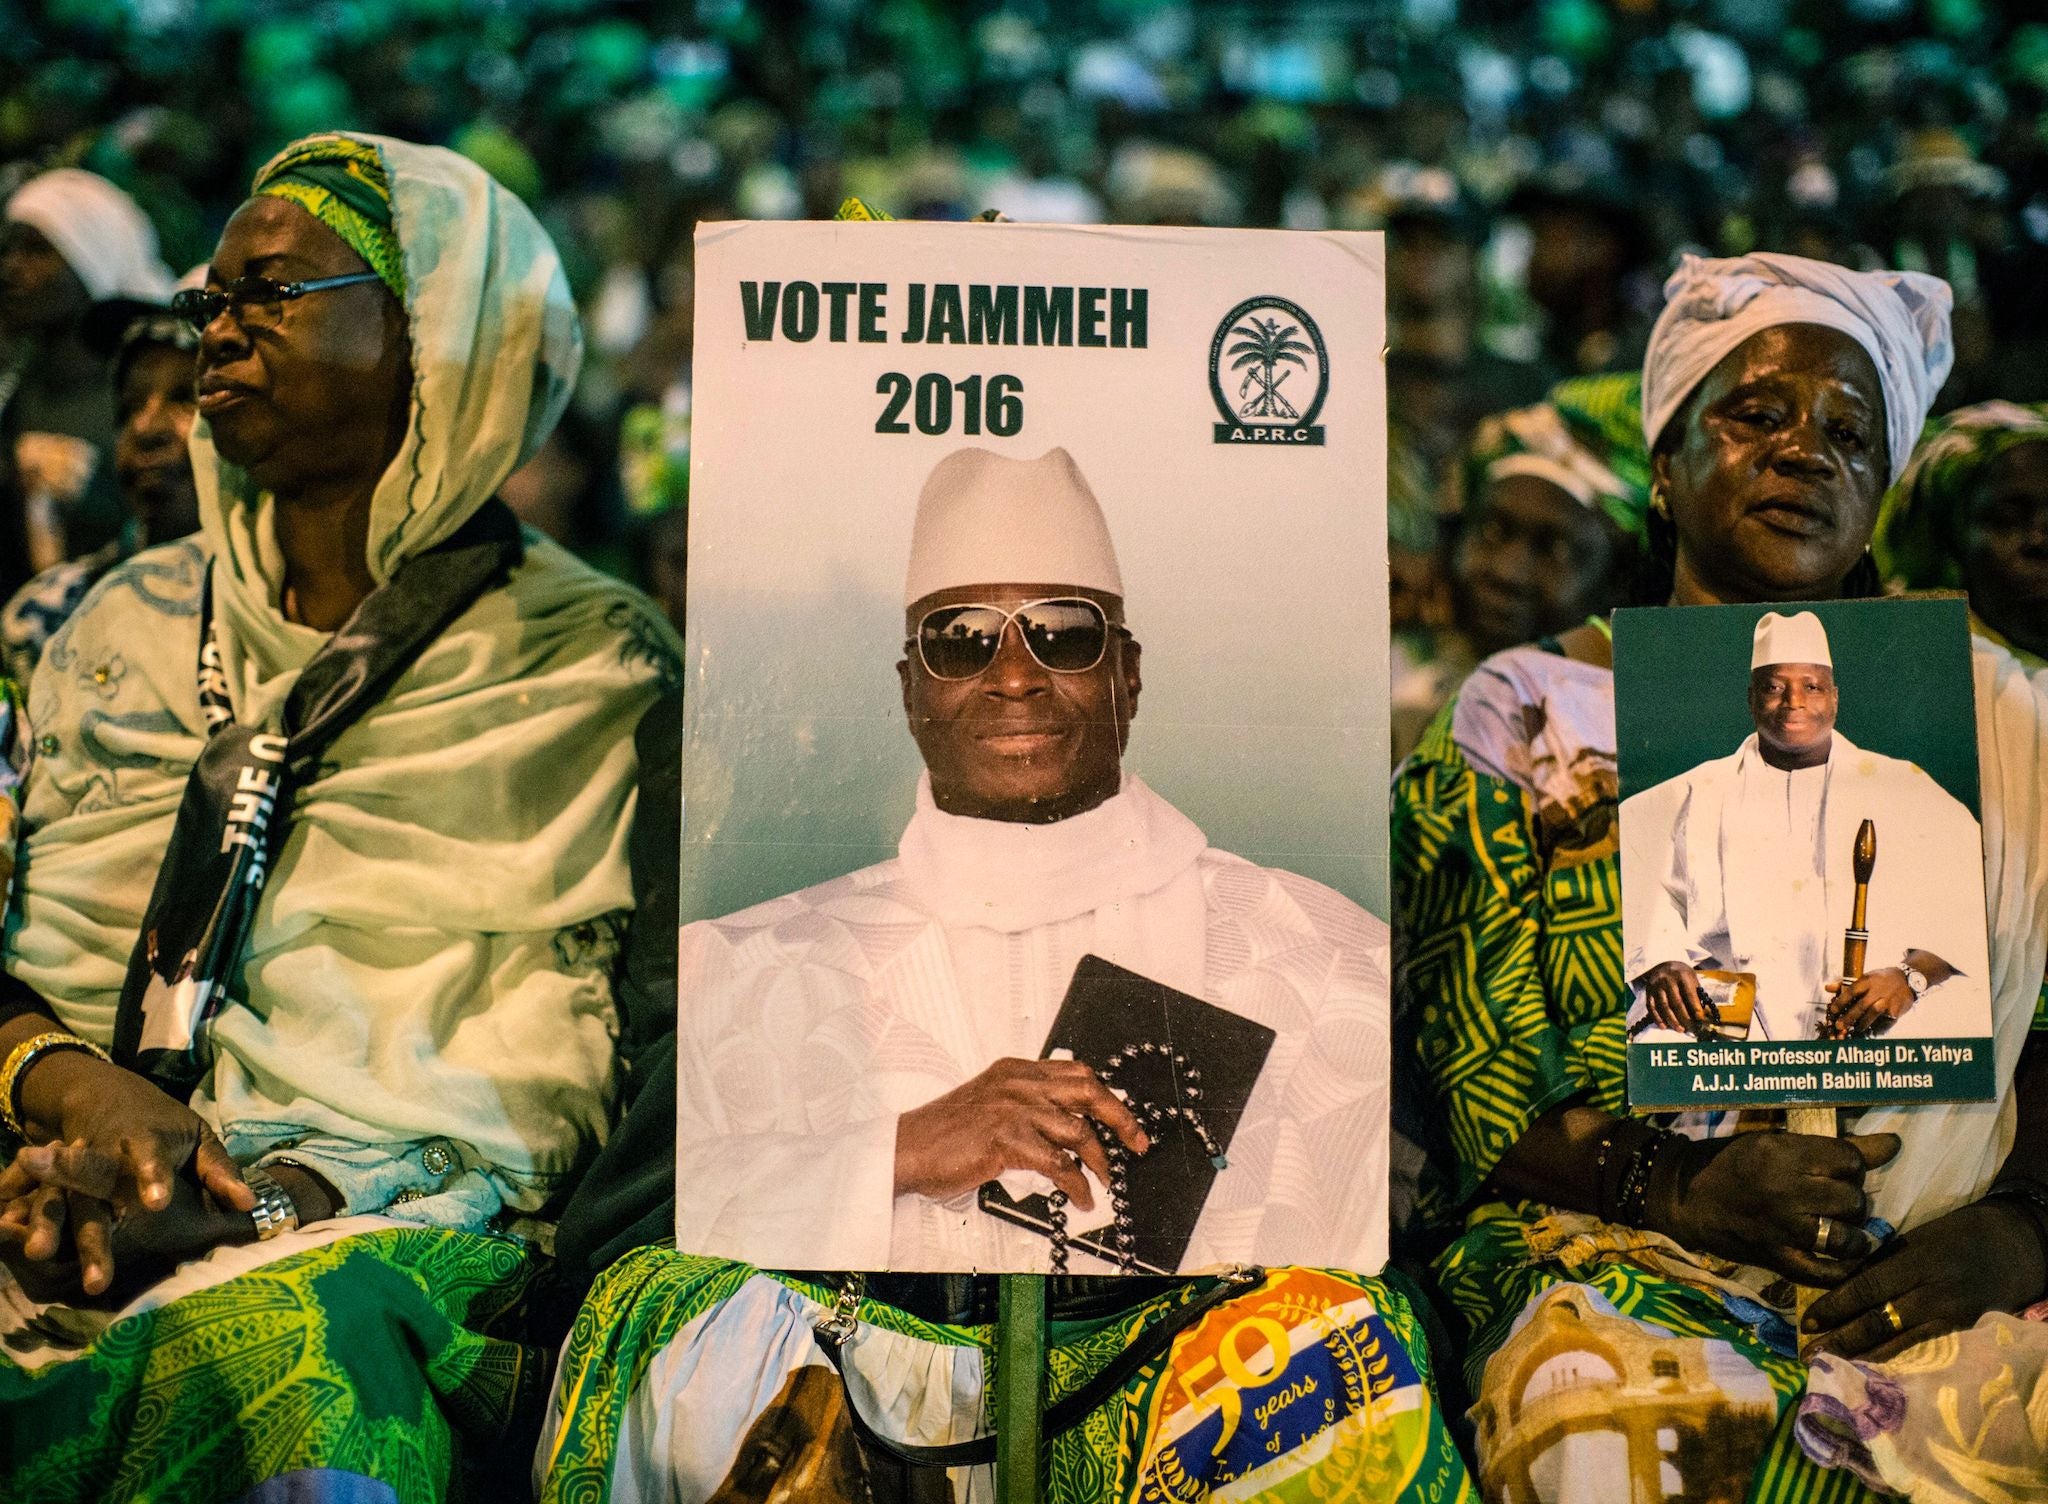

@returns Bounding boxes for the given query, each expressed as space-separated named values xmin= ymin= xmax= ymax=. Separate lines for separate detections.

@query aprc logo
xmin=1209 ymin=297 xmax=1329 ymax=446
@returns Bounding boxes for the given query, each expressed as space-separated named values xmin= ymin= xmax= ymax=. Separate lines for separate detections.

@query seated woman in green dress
xmin=0 ymin=133 xmax=679 ymax=1503
xmin=1394 ymin=252 xmax=2048 ymax=1504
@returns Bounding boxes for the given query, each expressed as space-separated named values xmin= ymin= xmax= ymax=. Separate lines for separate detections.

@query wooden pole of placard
xmin=994 ymin=1274 xmax=1047 ymax=1503
xmin=1793 ymin=819 xmax=1878 ymax=1331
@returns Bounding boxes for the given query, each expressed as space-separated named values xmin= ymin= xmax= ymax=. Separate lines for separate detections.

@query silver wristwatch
xmin=241 ymin=1166 xmax=301 ymax=1241
xmin=1900 ymin=962 xmax=1931 ymax=1001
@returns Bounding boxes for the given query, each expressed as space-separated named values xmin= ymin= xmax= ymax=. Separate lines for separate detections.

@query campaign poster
xmin=675 ymin=219 xmax=1391 ymax=1275
xmin=1617 ymin=596 xmax=1996 ymax=1110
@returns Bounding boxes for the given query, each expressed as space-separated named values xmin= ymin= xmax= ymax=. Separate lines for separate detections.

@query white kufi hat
xmin=1751 ymin=609 xmax=1832 ymax=670
xmin=904 ymin=447 xmax=1123 ymax=607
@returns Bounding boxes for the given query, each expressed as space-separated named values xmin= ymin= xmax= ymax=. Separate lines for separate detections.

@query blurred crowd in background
xmin=5 ymin=0 xmax=2047 ymax=755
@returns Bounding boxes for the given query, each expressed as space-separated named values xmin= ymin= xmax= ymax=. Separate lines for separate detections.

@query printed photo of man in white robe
xmin=1623 ymin=609 xmax=1993 ymax=1044
xmin=674 ymin=446 xmax=1389 ymax=1274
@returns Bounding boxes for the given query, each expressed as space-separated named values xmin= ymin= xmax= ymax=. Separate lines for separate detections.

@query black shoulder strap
xmin=111 ymin=501 xmax=524 ymax=1093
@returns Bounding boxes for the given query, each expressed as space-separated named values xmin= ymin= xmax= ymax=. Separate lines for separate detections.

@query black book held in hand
xmin=977 ymin=954 xmax=1276 ymax=1274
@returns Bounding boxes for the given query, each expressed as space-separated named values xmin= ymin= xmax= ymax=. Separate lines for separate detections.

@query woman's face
xmin=194 ymin=196 xmax=411 ymax=499
xmin=1452 ymin=472 xmax=1626 ymax=653
xmin=1655 ymin=323 xmax=1888 ymax=604
xmin=114 ymin=341 xmax=201 ymax=542
xmin=1961 ymin=440 xmax=2048 ymax=657
xmin=0 ymin=222 xmax=87 ymax=337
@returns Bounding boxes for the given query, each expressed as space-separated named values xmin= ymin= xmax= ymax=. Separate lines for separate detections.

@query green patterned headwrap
xmin=1877 ymin=400 xmax=2048 ymax=590
xmin=252 ymin=134 xmax=406 ymax=299
xmin=1452 ymin=371 xmax=1653 ymax=545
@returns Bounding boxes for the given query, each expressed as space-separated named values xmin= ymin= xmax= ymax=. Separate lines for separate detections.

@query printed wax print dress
xmin=1390 ymin=640 xmax=2015 ymax=1504
xmin=536 ymin=1251 xmax=1476 ymax=1504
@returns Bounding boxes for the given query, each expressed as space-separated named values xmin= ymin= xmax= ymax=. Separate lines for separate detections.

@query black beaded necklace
xmin=1046 ymin=1041 xmax=1227 ymax=1274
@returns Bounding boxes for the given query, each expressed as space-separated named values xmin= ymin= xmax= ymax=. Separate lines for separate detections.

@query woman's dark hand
xmin=0 ymin=1155 xmax=96 ymax=1302
xmin=1640 ymin=961 xmax=1714 ymax=1033
xmin=1802 ymin=1200 xmax=2048 ymax=1362
xmin=1654 ymin=1130 xmax=1900 ymax=1284
xmin=0 ymin=1056 xmax=254 ymax=1293
xmin=0 ymin=1142 xmax=255 ymax=1299
xmin=15 ymin=1051 xmax=253 ymax=1218
xmin=110 ymin=1170 xmax=254 ymax=1277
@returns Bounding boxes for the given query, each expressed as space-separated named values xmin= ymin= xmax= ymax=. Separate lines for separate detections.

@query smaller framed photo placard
xmin=1616 ymin=596 xmax=1996 ymax=1111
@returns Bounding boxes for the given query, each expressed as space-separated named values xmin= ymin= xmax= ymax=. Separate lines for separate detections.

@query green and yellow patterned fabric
xmin=253 ymin=134 xmax=407 ymax=299
xmin=834 ymin=195 xmax=895 ymax=222
xmin=539 ymin=1248 xmax=1475 ymax=1504
xmin=1439 ymin=1214 xmax=1886 ymax=1504
xmin=1391 ymin=648 xmax=2043 ymax=1502
xmin=0 ymin=1227 xmax=547 ymax=1503
xmin=1394 ymin=690 xmax=1629 ymax=1225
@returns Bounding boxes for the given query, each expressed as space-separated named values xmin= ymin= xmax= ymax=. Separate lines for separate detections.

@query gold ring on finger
xmin=1812 ymin=1216 xmax=1833 ymax=1258
xmin=1884 ymin=1300 xmax=1905 ymax=1335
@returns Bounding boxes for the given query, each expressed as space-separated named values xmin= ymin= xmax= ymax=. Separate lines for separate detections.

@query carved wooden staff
xmin=1840 ymin=819 xmax=1877 ymax=995
xmin=1791 ymin=818 xmax=1876 ymax=1329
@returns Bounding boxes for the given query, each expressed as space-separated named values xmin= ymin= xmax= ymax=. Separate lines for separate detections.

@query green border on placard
xmin=1615 ymin=595 xmax=1994 ymax=1111
xmin=1628 ymin=1035 xmax=1994 ymax=1110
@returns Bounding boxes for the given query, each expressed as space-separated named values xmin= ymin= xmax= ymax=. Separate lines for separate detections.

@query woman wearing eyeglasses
xmin=1393 ymin=254 xmax=2048 ymax=1501
xmin=0 ymin=134 xmax=679 ymax=1502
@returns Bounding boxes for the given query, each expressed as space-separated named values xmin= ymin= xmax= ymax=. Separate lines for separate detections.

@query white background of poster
xmin=682 ymin=221 xmax=1390 ymax=927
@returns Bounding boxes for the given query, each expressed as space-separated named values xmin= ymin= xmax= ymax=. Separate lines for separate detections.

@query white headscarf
xmin=11 ymin=135 xmax=665 ymax=1227
xmin=200 ymin=131 xmax=586 ymax=607
xmin=1641 ymin=253 xmax=1953 ymax=480
xmin=4 ymin=168 xmax=174 ymax=304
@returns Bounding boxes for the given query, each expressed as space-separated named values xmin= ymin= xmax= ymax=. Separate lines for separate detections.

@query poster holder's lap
xmin=811 ymin=1269 xmax=1256 ymax=1495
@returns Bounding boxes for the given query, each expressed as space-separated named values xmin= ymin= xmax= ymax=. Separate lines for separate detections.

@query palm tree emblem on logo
xmin=1208 ymin=296 xmax=1328 ymax=445
xmin=1227 ymin=315 xmax=1313 ymax=421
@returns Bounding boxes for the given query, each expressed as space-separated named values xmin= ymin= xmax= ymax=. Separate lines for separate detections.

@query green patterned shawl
xmin=1877 ymin=399 xmax=2048 ymax=591
xmin=1451 ymin=371 xmax=1653 ymax=545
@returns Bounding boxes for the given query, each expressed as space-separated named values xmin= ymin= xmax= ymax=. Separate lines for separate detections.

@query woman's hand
xmin=1803 ymin=1199 xmax=2048 ymax=1361
xmin=0 ymin=1141 xmax=255 ymax=1299
xmin=110 ymin=1170 xmax=255 ymax=1276
xmin=0 ymin=1054 xmax=255 ymax=1293
xmin=17 ymin=1050 xmax=253 ymax=1218
xmin=1652 ymin=1130 xmax=1900 ymax=1284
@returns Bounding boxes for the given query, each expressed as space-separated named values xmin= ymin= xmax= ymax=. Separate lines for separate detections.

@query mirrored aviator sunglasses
xmin=915 ymin=597 xmax=1116 ymax=681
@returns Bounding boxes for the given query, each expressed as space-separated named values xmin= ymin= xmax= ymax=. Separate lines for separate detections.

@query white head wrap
xmin=1751 ymin=609 xmax=1832 ymax=670
xmin=1487 ymin=404 xmax=1633 ymax=512
xmin=4 ymin=168 xmax=174 ymax=304
xmin=904 ymin=447 xmax=1124 ymax=606
xmin=1641 ymin=253 xmax=1954 ymax=481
